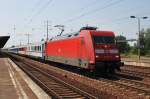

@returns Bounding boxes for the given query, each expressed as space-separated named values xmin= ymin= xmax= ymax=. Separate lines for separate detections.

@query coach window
xmin=36 ymin=46 xmax=37 ymax=51
xmin=37 ymin=46 xmax=40 ymax=51
xmin=32 ymin=46 xmax=34 ymax=51
xmin=33 ymin=46 xmax=36 ymax=51
xmin=37 ymin=46 xmax=38 ymax=51
xmin=38 ymin=46 xmax=40 ymax=51
xmin=35 ymin=46 xmax=37 ymax=51
xmin=39 ymin=46 xmax=41 ymax=51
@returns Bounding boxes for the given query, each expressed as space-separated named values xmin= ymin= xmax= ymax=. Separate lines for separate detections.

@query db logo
xmin=58 ymin=48 xmax=61 ymax=52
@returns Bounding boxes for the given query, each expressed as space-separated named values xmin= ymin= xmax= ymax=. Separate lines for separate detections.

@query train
xmin=7 ymin=26 xmax=124 ymax=73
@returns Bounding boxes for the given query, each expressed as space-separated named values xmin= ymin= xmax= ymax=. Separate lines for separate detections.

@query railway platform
xmin=0 ymin=53 xmax=51 ymax=99
xmin=122 ymin=58 xmax=150 ymax=67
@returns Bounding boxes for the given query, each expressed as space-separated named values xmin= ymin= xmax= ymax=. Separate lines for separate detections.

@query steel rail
xmin=10 ymin=55 xmax=97 ymax=99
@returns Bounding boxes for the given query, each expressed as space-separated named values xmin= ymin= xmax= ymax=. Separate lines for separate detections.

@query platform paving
xmin=0 ymin=56 xmax=51 ymax=99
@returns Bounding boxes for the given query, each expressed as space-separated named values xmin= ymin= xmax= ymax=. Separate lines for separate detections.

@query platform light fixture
xmin=130 ymin=16 xmax=148 ymax=60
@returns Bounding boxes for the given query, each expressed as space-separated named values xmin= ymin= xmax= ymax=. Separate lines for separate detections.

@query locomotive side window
xmin=93 ymin=36 xmax=115 ymax=44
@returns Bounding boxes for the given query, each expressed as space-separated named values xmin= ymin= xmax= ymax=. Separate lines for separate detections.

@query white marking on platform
xmin=6 ymin=59 xmax=28 ymax=99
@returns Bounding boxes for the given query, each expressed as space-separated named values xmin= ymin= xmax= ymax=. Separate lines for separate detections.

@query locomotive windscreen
xmin=93 ymin=36 xmax=115 ymax=44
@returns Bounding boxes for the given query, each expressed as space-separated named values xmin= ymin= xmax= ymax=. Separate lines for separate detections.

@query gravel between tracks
xmin=9 ymin=54 xmax=150 ymax=99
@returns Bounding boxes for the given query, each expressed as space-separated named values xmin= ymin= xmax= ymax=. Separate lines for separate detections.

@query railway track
xmin=120 ymin=69 xmax=150 ymax=78
xmin=10 ymin=57 xmax=97 ymax=99
xmin=121 ymin=65 xmax=150 ymax=73
xmin=120 ymin=65 xmax=150 ymax=79
xmin=114 ymin=75 xmax=150 ymax=94
xmin=98 ymin=76 xmax=150 ymax=96
xmin=6 ymin=52 xmax=150 ymax=98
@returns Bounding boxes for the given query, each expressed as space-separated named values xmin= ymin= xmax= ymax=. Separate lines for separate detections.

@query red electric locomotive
xmin=45 ymin=26 xmax=123 ymax=73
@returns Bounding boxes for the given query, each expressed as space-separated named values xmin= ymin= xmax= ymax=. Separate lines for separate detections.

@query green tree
xmin=139 ymin=29 xmax=146 ymax=55
xmin=134 ymin=28 xmax=150 ymax=56
xmin=116 ymin=35 xmax=130 ymax=53
xmin=144 ymin=28 xmax=150 ymax=55
xmin=131 ymin=43 xmax=138 ymax=54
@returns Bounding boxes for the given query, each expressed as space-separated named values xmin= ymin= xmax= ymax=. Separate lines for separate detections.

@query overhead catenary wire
xmin=9 ymin=0 xmax=150 ymax=47
xmin=23 ymin=0 xmax=149 ymax=36
xmin=61 ymin=0 xmax=112 ymax=23
xmin=25 ymin=0 xmax=44 ymax=21
xmin=100 ymin=11 xmax=150 ymax=26
xmin=27 ymin=0 xmax=53 ymax=24
xmin=22 ymin=0 xmax=53 ymax=31
xmin=71 ymin=0 xmax=102 ymax=14
xmin=17 ymin=0 xmax=53 ymax=46
xmin=65 ymin=0 xmax=149 ymax=29
xmin=64 ymin=0 xmax=125 ymax=24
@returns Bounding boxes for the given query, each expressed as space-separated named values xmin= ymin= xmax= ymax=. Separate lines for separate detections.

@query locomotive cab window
xmin=93 ymin=36 xmax=115 ymax=44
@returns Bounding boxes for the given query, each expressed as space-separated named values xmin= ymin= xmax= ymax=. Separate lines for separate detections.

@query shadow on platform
xmin=0 ymin=51 xmax=8 ymax=58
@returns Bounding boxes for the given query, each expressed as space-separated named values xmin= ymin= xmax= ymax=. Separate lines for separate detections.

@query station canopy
xmin=0 ymin=36 xmax=10 ymax=48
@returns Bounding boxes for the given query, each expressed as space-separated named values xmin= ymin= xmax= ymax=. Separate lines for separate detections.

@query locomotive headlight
xmin=95 ymin=55 xmax=99 ymax=58
xmin=115 ymin=55 xmax=119 ymax=58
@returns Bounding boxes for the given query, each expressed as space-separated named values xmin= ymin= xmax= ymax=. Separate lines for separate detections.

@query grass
xmin=121 ymin=53 xmax=138 ymax=58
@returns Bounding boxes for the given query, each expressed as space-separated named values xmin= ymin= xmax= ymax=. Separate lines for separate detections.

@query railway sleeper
xmin=45 ymin=82 xmax=61 ymax=85
xmin=57 ymin=93 xmax=82 ymax=97
xmin=46 ymin=84 xmax=65 ymax=87
xmin=62 ymin=95 xmax=86 ymax=99
xmin=55 ymin=90 xmax=78 ymax=93
xmin=54 ymin=90 xmax=76 ymax=93
xmin=51 ymin=89 xmax=74 ymax=93
xmin=48 ymin=86 xmax=69 ymax=89
xmin=50 ymin=87 xmax=72 ymax=90
xmin=51 ymin=90 xmax=83 ymax=96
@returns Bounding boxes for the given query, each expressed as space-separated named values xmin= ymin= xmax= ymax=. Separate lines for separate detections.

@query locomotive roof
xmin=50 ymin=32 xmax=79 ymax=41
xmin=50 ymin=26 xmax=98 ymax=41
xmin=49 ymin=29 xmax=115 ymax=41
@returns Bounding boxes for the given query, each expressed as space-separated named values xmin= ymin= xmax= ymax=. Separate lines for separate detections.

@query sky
xmin=0 ymin=0 xmax=150 ymax=47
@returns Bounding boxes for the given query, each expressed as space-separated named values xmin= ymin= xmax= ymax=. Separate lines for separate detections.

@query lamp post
xmin=130 ymin=16 xmax=148 ymax=60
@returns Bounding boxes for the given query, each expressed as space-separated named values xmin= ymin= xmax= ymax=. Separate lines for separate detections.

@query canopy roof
xmin=0 ymin=36 xmax=10 ymax=48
